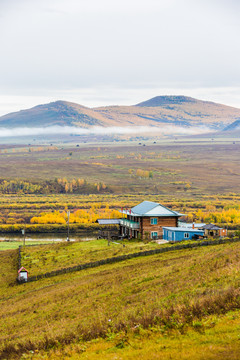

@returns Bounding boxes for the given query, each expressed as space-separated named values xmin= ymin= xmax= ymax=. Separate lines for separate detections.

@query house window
xmin=184 ymin=232 xmax=189 ymax=239
xmin=151 ymin=231 xmax=158 ymax=239
xmin=151 ymin=218 xmax=157 ymax=225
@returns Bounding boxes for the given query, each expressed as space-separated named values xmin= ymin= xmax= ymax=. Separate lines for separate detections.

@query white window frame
xmin=151 ymin=218 xmax=157 ymax=225
xmin=151 ymin=231 xmax=158 ymax=239
xmin=184 ymin=232 xmax=189 ymax=239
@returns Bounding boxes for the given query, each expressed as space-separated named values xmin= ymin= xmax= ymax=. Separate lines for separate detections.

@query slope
xmin=1 ymin=240 xmax=240 ymax=359
xmin=95 ymin=96 xmax=240 ymax=129
xmin=0 ymin=100 xmax=107 ymax=128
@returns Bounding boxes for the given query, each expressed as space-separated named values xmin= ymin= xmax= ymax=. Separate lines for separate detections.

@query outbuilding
xmin=163 ymin=227 xmax=204 ymax=242
xmin=17 ymin=267 xmax=28 ymax=283
xmin=199 ymin=224 xmax=227 ymax=237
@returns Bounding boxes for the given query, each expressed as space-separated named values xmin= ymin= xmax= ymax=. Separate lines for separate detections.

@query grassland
xmin=20 ymin=239 xmax=212 ymax=277
xmin=21 ymin=239 xmax=160 ymax=276
xmin=0 ymin=241 xmax=53 ymax=251
xmin=0 ymin=141 xmax=240 ymax=195
xmin=1 ymin=241 xmax=240 ymax=359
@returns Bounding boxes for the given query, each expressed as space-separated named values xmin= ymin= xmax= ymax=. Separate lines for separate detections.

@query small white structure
xmin=18 ymin=267 xmax=28 ymax=283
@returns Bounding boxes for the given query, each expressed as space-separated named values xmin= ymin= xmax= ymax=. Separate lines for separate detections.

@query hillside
xmin=1 ymin=96 xmax=240 ymax=131
xmin=223 ymin=119 xmax=240 ymax=131
xmin=1 ymin=240 xmax=240 ymax=359
xmin=0 ymin=101 xmax=107 ymax=128
xmin=96 ymin=96 xmax=240 ymax=130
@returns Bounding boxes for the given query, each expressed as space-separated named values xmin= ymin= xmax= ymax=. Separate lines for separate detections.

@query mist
xmin=0 ymin=125 xmax=212 ymax=138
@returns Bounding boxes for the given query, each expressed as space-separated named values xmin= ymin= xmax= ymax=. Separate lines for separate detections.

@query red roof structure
xmin=18 ymin=267 xmax=28 ymax=274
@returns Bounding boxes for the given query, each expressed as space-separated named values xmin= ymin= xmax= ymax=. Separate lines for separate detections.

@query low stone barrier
xmin=18 ymin=246 xmax=22 ymax=270
xmin=24 ymin=237 xmax=240 ymax=283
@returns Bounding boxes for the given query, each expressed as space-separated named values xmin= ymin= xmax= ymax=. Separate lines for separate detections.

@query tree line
xmin=0 ymin=178 xmax=109 ymax=194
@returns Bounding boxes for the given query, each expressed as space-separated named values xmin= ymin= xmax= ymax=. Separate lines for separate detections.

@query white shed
xmin=18 ymin=267 xmax=28 ymax=283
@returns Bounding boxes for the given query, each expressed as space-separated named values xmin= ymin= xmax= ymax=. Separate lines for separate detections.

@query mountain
xmin=0 ymin=101 xmax=107 ymax=128
xmin=223 ymin=119 xmax=240 ymax=131
xmin=1 ymin=96 xmax=240 ymax=130
xmin=135 ymin=95 xmax=198 ymax=107
xmin=95 ymin=96 xmax=240 ymax=130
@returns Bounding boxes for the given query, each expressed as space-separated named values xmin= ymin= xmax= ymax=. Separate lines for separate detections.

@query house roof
xmin=18 ymin=267 xmax=28 ymax=274
xmin=120 ymin=201 xmax=184 ymax=217
xmin=97 ymin=219 xmax=120 ymax=225
xmin=178 ymin=222 xmax=206 ymax=228
xmin=163 ymin=227 xmax=204 ymax=233
xmin=200 ymin=223 xmax=223 ymax=230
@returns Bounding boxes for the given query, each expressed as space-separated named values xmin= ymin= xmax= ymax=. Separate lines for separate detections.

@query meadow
xmin=20 ymin=238 xmax=214 ymax=277
xmin=1 ymin=241 xmax=240 ymax=359
xmin=0 ymin=140 xmax=240 ymax=196
xmin=1 ymin=139 xmax=240 ymax=359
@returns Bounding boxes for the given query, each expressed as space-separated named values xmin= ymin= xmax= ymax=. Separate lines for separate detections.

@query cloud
xmin=1 ymin=0 xmax=240 ymax=94
xmin=0 ymin=125 xmax=211 ymax=138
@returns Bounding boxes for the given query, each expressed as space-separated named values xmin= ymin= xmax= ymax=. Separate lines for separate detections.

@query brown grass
xmin=1 ymin=242 xmax=240 ymax=358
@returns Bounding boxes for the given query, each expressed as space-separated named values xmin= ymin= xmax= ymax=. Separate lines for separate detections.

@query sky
xmin=0 ymin=0 xmax=240 ymax=116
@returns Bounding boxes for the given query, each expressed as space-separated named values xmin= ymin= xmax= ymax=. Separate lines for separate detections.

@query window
xmin=151 ymin=231 xmax=158 ymax=239
xmin=184 ymin=232 xmax=189 ymax=239
xmin=151 ymin=218 xmax=157 ymax=225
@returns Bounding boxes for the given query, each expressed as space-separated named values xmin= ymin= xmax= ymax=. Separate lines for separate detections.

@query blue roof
xmin=129 ymin=201 xmax=183 ymax=217
xmin=131 ymin=201 xmax=158 ymax=215
xmin=163 ymin=227 xmax=204 ymax=233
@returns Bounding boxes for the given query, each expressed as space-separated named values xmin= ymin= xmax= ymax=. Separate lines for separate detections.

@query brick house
xmin=119 ymin=201 xmax=183 ymax=240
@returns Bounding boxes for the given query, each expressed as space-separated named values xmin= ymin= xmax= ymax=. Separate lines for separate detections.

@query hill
xmin=95 ymin=96 xmax=240 ymax=130
xmin=1 ymin=96 xmax=240 ymax=131
xmin=135 ymin=95 xmax=199 ymax=107
xmin=0 ymin=100 xmax=107 ymax=128
xmin=1 ymin=240 xmax=240 ymax=359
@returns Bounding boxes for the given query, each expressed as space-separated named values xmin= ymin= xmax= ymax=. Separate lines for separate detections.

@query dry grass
xmin=1 ymin=242 xmax=240 ymax=359
xmin=0 ymin=142 xmax=240 ymax=195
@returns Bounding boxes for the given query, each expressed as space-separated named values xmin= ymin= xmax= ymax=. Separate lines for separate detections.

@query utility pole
xmin=21 ymin=224 xmax=26 ymax=247
xmin=67 ymin=210 xmax=70 ymax=241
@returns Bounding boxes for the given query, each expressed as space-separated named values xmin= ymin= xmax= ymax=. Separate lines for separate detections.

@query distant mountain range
xmin=0 ymin=96 xmax=240 ymax=132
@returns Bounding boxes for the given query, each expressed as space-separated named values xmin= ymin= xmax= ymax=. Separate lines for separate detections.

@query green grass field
xmin=20 ymin=239 xmax=211 ymax=277
xmin=1 ymin=241 xmax=240 ymax=359
xmin=0 ymin=241 xmax=56 ymax=251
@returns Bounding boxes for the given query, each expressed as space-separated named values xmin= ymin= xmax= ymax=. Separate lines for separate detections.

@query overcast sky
xmin=0 ymin=0 xmax=240 ymax=115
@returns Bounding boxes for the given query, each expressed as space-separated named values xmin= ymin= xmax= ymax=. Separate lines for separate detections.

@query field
xmin=1 ymin=241 xmax=240 ymax=359
xmin=0 ymin=140 xmax=240 ymax=195
xmin=20 ymin=239 xmax=215 ymax=277
xmin=1 ymin=139 xmax=240 ymax=359
xmin=0 ymin=241 xmax=54 ymax=251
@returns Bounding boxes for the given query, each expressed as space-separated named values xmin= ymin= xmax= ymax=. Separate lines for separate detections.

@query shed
xmin=199 ymin=224 xmax=227 ymax=237
xmin=18 ymin=267 xmax=28 ymax=283
xmin=97 ymin=219 xmax=120 ymax=225
xmin=96 ymin=218 xmax=120 ymax=239
xmin=163 ymin=227 xmax=204 ymax=242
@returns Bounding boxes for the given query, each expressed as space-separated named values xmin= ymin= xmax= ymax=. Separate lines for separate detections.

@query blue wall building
xmin=163 ymin=227 xmax=204 ymax=242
